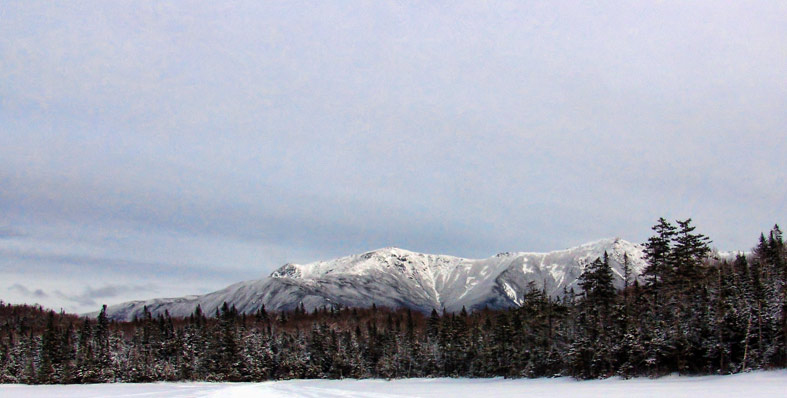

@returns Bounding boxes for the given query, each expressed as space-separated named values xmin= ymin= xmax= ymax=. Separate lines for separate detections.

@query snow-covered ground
xmin=2 ymin=371 xmax=786 ymax=398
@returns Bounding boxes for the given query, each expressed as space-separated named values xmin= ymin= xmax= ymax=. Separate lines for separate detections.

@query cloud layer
xmin=1 ymin=1 xmax=785 ymax=313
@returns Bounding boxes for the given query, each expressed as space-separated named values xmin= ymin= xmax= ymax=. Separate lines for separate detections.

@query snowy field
xmin=2 ymin=371 xmax=786 ymax=398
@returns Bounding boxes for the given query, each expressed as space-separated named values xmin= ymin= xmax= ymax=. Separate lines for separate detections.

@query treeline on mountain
xmin=1 ymin=219 xmax=785 ymax=383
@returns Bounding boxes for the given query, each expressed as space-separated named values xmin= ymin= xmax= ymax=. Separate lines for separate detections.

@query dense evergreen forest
xmin=1 ymin=219 xmax=785 ymax=384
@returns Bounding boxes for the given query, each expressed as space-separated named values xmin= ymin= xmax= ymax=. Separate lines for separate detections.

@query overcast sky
xmin=2 ymin=1 xmax=785 ymax=314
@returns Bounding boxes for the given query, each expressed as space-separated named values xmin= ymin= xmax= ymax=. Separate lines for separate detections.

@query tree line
xmin=1 ymin=219 xmax=785 ymax=383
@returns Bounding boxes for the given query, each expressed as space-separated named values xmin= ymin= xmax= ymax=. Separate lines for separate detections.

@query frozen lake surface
xmin=2 ymin=370 xmax=786 ymax=398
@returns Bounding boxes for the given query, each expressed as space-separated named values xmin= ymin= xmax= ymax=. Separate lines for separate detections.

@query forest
xmin=1 ymin=220 xmax=785 ymax=384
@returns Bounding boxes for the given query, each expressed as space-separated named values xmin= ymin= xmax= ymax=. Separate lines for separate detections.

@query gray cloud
xmin=0 ymin=170 xmax=500 ymax=257
xmin=9 ymin=284 xmax=49 ymax=299
xmin=8 ymin=283 xmax=155 ymax=308
xmin=53 ymin=285 xmax=156 ymax=307
xmin=0 ymin=226 xmax=24 ymax=239
xmin=0 ymin=247 xmax=253 ymax=282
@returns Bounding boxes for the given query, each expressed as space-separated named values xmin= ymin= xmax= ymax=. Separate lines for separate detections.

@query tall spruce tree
xmin=643 ymin=218 xmax=677 ymax=300
xmin=672 ymin=218 xmax=711 ymax=291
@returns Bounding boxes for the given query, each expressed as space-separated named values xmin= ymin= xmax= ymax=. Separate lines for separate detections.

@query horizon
xmin=5 ymin=233 xmax=755 ymax=316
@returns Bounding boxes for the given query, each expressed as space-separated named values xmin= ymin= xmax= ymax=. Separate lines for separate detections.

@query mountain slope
xmin=102 ymin=238 xmax=647 ymax=321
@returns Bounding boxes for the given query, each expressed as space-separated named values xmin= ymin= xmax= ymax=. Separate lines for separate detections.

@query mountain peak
xmin=270 ymin=263 xmax=301 ymax=279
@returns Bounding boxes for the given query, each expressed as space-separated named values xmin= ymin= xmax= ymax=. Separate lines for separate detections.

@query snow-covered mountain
xmin=101 ymin=238 xmax=648 ymax=321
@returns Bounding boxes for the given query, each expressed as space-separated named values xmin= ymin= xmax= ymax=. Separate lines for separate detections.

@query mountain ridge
xmin=99 ymin=238 xmax=649 ymax=321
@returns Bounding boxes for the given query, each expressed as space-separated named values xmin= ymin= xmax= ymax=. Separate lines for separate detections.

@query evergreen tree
xmin=36 ymin=311 xmax=57 ymax=383
xmin=578 ymin=253 xmax=616 ymax=315
xmin=75 ymin=318 xmax=96 ymax=382
xmin=93 ymin=305 xmax=112 ymax=381
xmin=643 ymin=218 xmax=677 ymax=300
xmin=672 ymin=218 xmax=711 ymax=291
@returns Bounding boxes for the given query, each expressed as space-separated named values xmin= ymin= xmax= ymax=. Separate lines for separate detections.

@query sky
xmin=1 ymin=1 xmax=785 ymax=314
